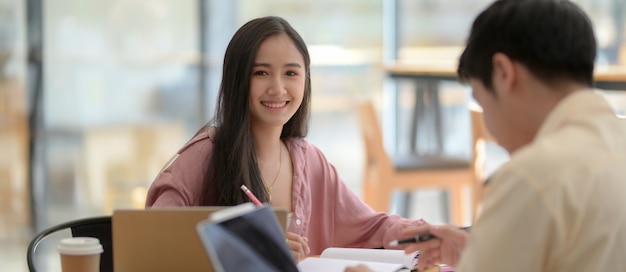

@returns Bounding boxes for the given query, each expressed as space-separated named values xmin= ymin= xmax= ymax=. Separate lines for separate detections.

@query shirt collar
xmin=535 ymin=89 xmax=614 ymax=141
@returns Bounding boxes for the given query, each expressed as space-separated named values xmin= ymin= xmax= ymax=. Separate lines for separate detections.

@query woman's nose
xmin=267 ymin=76 xmax=285 ymax=95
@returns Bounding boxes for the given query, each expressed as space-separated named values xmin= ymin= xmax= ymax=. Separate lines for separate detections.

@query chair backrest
xmin=356 ymin=100 xmax=394 ymax=184
xmin=469 ymin=105 xmax=498 ymax=221
xmin=469 ymin=105 xmax=496 ymax=181
xmin=27 ymin=216 xmax=112 ymax=272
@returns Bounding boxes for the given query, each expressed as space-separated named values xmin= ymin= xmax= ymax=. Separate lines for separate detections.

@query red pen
xmin=240 ymin=185 xmax=263 ymax=207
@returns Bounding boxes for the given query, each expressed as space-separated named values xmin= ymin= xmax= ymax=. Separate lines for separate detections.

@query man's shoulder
xmin=499 ymin=125 xmax=626 ymax=189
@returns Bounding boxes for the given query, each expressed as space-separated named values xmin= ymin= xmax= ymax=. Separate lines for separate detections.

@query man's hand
xmin=401 ymin=223 xmax=468 ymax=270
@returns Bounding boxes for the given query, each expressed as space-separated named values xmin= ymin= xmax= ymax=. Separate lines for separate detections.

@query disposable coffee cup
xmin=57 ymin=237 xmax=103 ymax=272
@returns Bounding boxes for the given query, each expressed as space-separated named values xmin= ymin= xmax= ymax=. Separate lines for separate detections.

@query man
xmin=347 ymin=0 xmax=626 ymax=271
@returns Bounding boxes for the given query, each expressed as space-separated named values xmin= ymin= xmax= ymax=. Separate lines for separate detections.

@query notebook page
xmin=297 ymin=257 xmax=409 ymax=272
xmin=320 ymin=247 xmax=419 ymax=269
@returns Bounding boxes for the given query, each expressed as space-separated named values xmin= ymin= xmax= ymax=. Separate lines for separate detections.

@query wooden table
xmin=592 ymin=65 xmax=626 ymax=90
xmin=386 ymin=63 xmax=626 ymax=90
xmin=384 ymin=63 xmax=626 ymax=154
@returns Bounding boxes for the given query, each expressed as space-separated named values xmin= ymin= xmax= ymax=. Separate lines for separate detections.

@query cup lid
xmin=57 ymin=237 xmax=103 ymax=255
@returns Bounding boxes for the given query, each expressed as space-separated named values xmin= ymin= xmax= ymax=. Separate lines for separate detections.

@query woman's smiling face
xmin=248 ymin=33 xmax=306 ymax=130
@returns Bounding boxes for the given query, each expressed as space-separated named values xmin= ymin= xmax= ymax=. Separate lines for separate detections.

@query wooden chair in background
xmin=469 ymin=105 xmax=497 ymax=221
xmin=357 ymin=100 xmax=473 ymax=225
xmin=0 ymin=79 xmax=30 ymax=239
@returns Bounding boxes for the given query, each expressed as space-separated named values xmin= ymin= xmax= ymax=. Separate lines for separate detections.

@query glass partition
xmin=35 ymin=0 xmax=202 ymax=228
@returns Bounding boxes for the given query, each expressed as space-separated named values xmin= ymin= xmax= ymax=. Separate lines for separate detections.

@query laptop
xmin=113 ymin=207 xmax=289 ymax=272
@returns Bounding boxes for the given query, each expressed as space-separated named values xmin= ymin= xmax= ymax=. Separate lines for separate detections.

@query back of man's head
xmin=458 ymin=0 xmax=597 ymax=89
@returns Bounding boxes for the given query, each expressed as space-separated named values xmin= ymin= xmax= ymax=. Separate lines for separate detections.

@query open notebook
xmin=297 ymin=247 xmax=419 ymax=272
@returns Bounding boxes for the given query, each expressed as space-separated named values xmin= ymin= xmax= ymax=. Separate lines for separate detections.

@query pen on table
xmin=388 ymin=226 xmax=472 ymax=247
xmin=240 ymin=185 xmax=263 ymax=207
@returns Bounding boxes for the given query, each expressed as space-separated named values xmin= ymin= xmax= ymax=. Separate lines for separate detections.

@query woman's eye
xmin=254 ymin=71 xmax=268 ymax=76
xmin=286 ymin=71 xmax=297 ymax=76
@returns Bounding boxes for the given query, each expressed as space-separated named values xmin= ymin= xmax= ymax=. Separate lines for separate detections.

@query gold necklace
xmin=266 ymin=143 xmax=282 ymax=202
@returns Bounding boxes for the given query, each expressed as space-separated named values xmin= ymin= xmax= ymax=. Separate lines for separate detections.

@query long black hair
xmin=201 ymin=16 xmax=311 ymax=206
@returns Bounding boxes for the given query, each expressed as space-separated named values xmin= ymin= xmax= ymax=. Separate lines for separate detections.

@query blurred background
xmin=1 ymin=0 xmax=625 ymax=271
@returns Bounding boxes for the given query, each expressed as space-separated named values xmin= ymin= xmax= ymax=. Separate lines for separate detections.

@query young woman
xmin=145 ymin=16 xmax=422 ymax=261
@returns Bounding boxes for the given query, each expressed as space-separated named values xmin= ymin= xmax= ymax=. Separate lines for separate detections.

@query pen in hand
xmin=388 ymin=226 xmax=471 ymax=247
xmin=388 ymin=234 xmax=436 ymax=247
xmin=240 ymin=185 xmax=263 ymax=207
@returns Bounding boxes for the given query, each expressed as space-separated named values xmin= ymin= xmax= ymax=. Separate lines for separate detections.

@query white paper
xmin=297 ymin=257 xmax=409 ymax=272
xmin=320 ymin=247 xmax=419 ymax=269
xmin=297 ymin=248 xmax=418 ymax=272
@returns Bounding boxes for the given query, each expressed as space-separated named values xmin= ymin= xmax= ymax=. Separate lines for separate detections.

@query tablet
xmin=195 ymin=203 xmax=299 ymax=272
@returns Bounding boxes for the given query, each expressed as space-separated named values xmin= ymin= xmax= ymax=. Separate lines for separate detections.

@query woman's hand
xmin=401 ymin=223 xmax=468 ymax=270
xmin=285 ymin=232 xmax=310 ymax=262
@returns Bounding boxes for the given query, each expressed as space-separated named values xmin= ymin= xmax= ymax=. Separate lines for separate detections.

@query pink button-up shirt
xmin=146 ymin=127 xmax=422 ymax=255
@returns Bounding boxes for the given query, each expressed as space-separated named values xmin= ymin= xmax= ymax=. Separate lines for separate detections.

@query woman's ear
xmin=491 ymin=52 xmax=516 ymax=95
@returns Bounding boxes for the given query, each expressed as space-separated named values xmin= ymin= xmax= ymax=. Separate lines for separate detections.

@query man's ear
xmin=491 ymin=53 xmax=516 ymax=95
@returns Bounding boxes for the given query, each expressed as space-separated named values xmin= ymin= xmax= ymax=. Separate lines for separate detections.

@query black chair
xmin=27 ymin=216 xmax=113 ymax=272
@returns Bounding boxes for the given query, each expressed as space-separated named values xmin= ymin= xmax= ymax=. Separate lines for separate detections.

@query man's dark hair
xmin=458 ymin=0 xmax=597 ymax=90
